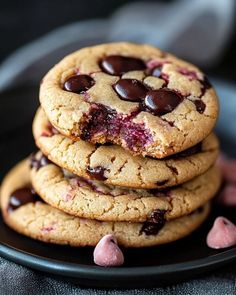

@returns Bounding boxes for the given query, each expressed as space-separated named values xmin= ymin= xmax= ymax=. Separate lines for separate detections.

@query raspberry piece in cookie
xmin=33 ymin=108 xmax=220 ymax=189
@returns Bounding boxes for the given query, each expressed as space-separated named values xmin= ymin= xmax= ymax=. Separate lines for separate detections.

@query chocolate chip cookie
xmin=33 ymin=108 xmax=219 ymax=189
xmin=40 ymin=42 xmax=219 ymax=158
xmin=0 ymin=159 xmax=210 ymax=247
xmin=30 ymin=151 xmax=220 ymax=222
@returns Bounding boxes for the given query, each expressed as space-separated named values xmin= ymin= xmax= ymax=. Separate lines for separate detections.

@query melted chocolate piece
xmin=194 ymin=99 xmax=206 ymax=114
xmin=149 ymin=209 xmax=167 ymax=223
xmin=30 ymin=153 xmax=51 ymax=171
xmin=63 ymin=74 xmax=94 ymax=93
xmin=143 ymin=89 xmax=183 ymax=116
xmin=87 ymin=166 xmax=107 ymax=181
xmin=95 ymin=142 xmax=113 ymax=148
xmin=140 ymin=209 xmax=166 ymax=235
xmin=114 ymin=79 xmax=148 ymax=102
xmin=196 ymin=206 xmax=204 ymax=214
xmin=7 ymin=187 xmax=41 ymax=213
xmin=100 ymin=55 xmax=146 ymax=76
xmin=200 ymin=75 xmax=212 ymax=96
xmin=156 ymin=179 xmax=169 ymax=186
xmin=169 ymin=142 xmax=202 ymax=159
xmin=149 ymin=188 xmax=171 ymax=197
xmin=169 ymin=166 xmax=179 ymax=175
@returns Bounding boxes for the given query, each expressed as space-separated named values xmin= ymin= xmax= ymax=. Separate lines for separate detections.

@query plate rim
xmin=1 ymin=234 xmax=236 ymax=279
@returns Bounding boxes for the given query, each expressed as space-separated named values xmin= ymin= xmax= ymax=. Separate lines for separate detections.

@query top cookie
xmin=40 ymin=42 xmax=219 ymax=158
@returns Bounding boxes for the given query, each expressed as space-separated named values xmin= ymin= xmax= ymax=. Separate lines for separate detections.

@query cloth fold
xmin=1 ymin=256 xmax=236 ymax=294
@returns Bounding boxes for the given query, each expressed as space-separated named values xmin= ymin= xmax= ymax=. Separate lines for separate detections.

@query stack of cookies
xmin=1 ymin=43 xmax=221 ymax=248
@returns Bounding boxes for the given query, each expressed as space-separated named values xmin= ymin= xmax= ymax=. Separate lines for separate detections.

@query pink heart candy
xmin=218 ymin=184 xmax=236 ymax=206
xmin=217 ymin=154 xmax=236 ymax=184
xmin=207 ymin=217 xmax=236 ymax=249
xmin=93 ymin=234 xmax=124 ymax=267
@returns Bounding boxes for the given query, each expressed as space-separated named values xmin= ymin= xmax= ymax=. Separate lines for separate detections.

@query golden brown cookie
xmin=0 ymin=159 xmax=210 ymax=247
xmin=33 ymin=108 xmax=219 ymax=189
xmin=30 ymin=151 xmax=221 ymax=222
xmin=40 ymin=42 xmax=219 ymax=158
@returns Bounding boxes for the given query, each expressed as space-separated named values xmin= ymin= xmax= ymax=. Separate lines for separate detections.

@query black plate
xmin=0 ymin=86 xmax=236 ymax=288
xmin=0 ymin=207 xmax=236 ymax=288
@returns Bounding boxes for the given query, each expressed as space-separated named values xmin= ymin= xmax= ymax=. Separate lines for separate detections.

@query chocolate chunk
xmin=194 ymin=99 xmax=206 ymax=114
xmin=143 ymin=89 xmax=183 ymax=116
xmin=177 ymin=142 xmax=202 ymax=158
xmin=201 ymin=76 xmax=212 ymax=93
xmin=30 ymin=153 xmax=51 ymax=171
xmin=114 ymin=79 xmax=148 ymax=102
xmin=63 ymin=74 xmax=94 ymax=93
xmin=140 ymin=209 xmax=166 ymax=235
xmin=149 ymin=209 xmax=167 ymax=223
xmin=196 ymin=206 xmax=204 ymax=214
xmin=87 ymin=166 xmax=107 ymax=181
xmin=164 ymin=142 xmax=202 ymax=160
xmin=149 ymin=188 xmax=171 ymax=197
xmin=100 ymin=55 xmax=146 ymax=76
xmin=7 ymin=187 xmax=41 ymax=213
xmin=156 ymin=179 xmax=169 ymax=186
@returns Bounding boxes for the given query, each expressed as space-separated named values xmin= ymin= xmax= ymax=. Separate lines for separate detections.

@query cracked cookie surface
xmin=40 ymin=42 xmax=219 ymax=158
xmin=30 ymin=152 xmax=221 ymax=222
xmin=0 ymin=159 xmax=210 ymax=247
xmin=33 ymin=108 xmax=219 ymax=189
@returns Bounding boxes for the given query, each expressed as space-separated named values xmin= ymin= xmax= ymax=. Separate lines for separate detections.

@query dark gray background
xmin=0 ymin=0 xmax=236 ymax=83
xmin=0 ymin=1 xmax=236 ymax=294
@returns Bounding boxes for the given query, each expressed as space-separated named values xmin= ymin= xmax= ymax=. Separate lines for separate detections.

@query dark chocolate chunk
xmin=87 ymin=166 xmax=107 ymax=181
xmin=140 ymin=209 xmax=166 ymax=235
xmin=194 ymin=99 xmax=206 ymax=114
xmin=143 ymin=89 xmax=183 ymax=116
xmin=30 ymin=153 xmax=51 ymax=171
xmin=114 ymin=79 xmax=148 ymax=102
xmin=156 ymin=179 xmax=169 ymax=186
xmin=7 ymin=187 xmax=41 ymax=213
xmin=63 ymin=74 xmax=94 ymax=93
xmin=101 ymin=55 xmax=146 ymax=76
